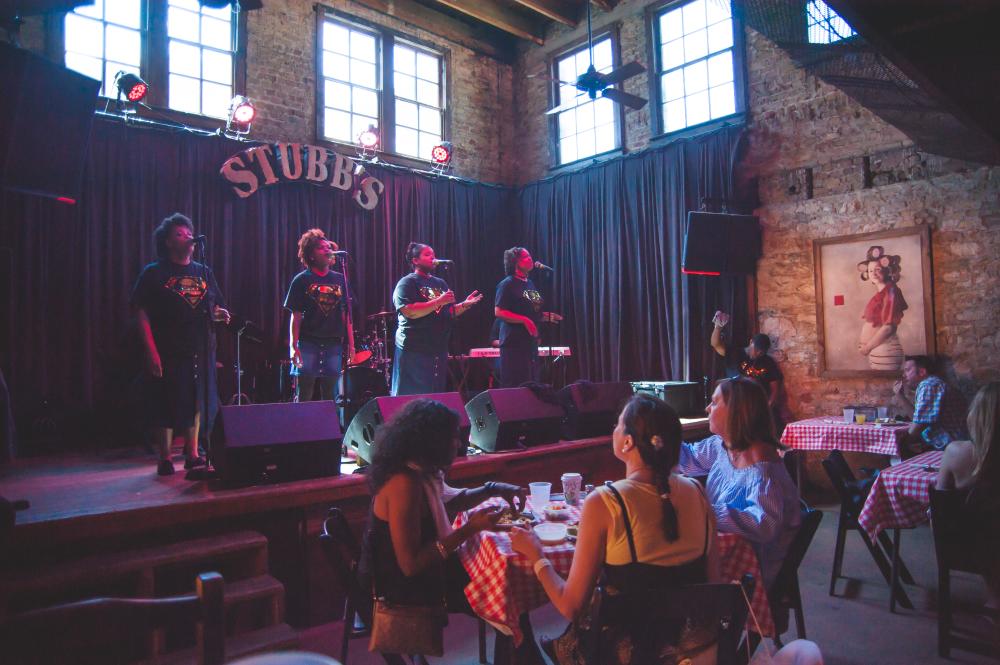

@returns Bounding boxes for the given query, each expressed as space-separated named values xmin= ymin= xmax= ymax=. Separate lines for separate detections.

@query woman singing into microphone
xmin=284 ymin=229 xmax=355 ymax=402
xmin=391 ymin=243 xmax=483 ymax=396
xmin=131 ymin=213 xmax=230 ymax=476
xmin=494 ymin=247 xmax=561 ymax=388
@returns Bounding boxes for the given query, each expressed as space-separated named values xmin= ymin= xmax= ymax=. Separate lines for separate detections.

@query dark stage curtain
xmin=516 ymin=124 xmax=752 ymax=386
xmin=0 ymin=119 xmax=514 ymax=446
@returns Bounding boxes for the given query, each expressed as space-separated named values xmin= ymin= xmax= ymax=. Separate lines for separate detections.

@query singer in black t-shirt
xmin=494 ymin=247 xmax=561 ymax=388
xmin=391 ymin=243 xmax=483 ymax=395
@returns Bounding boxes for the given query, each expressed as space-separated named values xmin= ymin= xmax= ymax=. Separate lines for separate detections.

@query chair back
xmin=782 ymin=450 xmax=800 ymax=487
xmin=595 ymin=575 xmax=755 ymax=665
xmin=319 ymin=507 xmax=372 ymax=623
xmin=771 ymin=503 xmax=823 ymax=596
xmin=0 ymin=571 xmax=225 ymax=665
xmin=929 ymin=488 xmax=983 ymax=575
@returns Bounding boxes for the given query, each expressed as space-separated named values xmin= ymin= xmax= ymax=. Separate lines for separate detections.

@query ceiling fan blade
xmin=527 ymin=73 xmax=579 ymax=86
xmin=602 ymin=88 xmax=648 ymax=110
xmin=597 ymin=61 xmax=646 ymax=86
xmin=546 ymin=95 xmax=586 ymax=115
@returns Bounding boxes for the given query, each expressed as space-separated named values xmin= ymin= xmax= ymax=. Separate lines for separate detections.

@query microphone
xmin=534 ymin=260 xmax=553 ymax=272
xmin=189 ymin=235 xmax=207 ymax=245
xmin=331 ymin=250 xmax=350 ymax=255
xmin=433 ymin=259 xmax=454 ymax=266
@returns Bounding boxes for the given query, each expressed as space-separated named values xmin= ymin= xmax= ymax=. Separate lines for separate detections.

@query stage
xmin=0 ymin=418 xmax=709 ymax=625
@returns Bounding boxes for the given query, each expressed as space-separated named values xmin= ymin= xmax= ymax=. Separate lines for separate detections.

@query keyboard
xmin=464 ymin=346 xmax=571 ymax=358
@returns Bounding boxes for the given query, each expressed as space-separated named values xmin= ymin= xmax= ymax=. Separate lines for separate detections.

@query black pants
xmin=499 ymin=344 xmax=539 ymax=388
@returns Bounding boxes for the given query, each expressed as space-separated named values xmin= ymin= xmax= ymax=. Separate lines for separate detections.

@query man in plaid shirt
xmin=897 ymin=355 xmax=968 ymax=458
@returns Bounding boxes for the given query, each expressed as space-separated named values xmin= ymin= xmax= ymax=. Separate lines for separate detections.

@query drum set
xmin=338 ymin=309 xmax=394 ymax=426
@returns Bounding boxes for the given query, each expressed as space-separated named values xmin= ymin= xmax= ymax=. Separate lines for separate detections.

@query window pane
xmin=75 ymin=0 xmax=103 ymax=20
xmin=419 ymin=131 xmax=438 ymax=160
xmin=595 ymin=125 xmax=615 ymax=154
xmin=557 ymin=83 xmax=576 ymax=107
xmin=202 ymin=81 xmax=231 ymax=119
xmin=202 ymin=49 xmax=232 ymax=85
xmin=169 ymin=0 xmax=200 ymax=10
xmin=350 ymin=31 xmax=377 ymax=63
xmin=324 ymin=52 xmax=350 ymax=81
xmin=105 ymin=0 xmax=140 ymax=29
xmin=65 ymin=52 xmax=103 ymax=87
xmin=706 ymin=0 xmax=731 ymax=24
xmin=65 ymin=14 xmax=103 ymax=58
xmin=352 ymin=115 xmax=376 ymax=141
xmin=395 ymin=72 xmax=415 ymax=100
xmin=709 ymin=82 xmax=735 ymax=118
xmin=664 ymin=99 xmax=686 ymax=132
xmin=594 ymin=97 xmax=615 ymax=128
xmin=686 ymin=89 xmax=710 ymax=125
xmin=394 ymin=45 xmax=415 ymax=75
xmin=660 ymin=9 xmax=683 ymax=43
xmin=324 ymin=23 xmax=350 ymax=55
xmin=683 ymin=30 xmax=708 ymax=62
xmin=662 ymin=69 xmax=684 ymax=102
xmin=105 ymin=25 xmax=140 ymax=66
xmin=415 ymin=52 xmax=438 ymax=82
xmin=325 ymin=108 xmax=352 ymax=142
xmin=707 ymin=51 xmax=732 ymax=86
xmin=559 ymin=138 xmax=577 ymax=164
xmin=576 ymin=129 xmax=596 ymax=158
xmin=396 ymin=99 xmax=418 ymax=128
xmin=325 ymin=80 xmax=351 ymax=110
xmin=683 ymin=0 xmax=707 ymax=32
xmin=200 ymin=16 xmax=230 ymax=50
xmin=557 ymin=56 xmax=576 ymax=84
xmin=169 ymin=73 xmax=201 ymax=114
xmin=662 ymin=39 xmax=684 ymax=70
xmin=592 ymin=39 xmax=612 ymax=72
xmin=351 ymin=60 xmax=377 ymax=89
xmin=168 ymin=6 xmax=199 ymax=42
xmin=707 ymin=19 xmax=733 ymax=53
xmin=575 ymin=51 xmax=589 ymax=76
xmin=558 ymin=109 xmax=576 ymax=138
xmin=684 ymin=60 xmax=708 ymax=94
xmin=353 ymin=87 xmax=378 ymax=117
xmin=416 ymin=79 xmax=438 ymax=107
xmin=419 ymin=105 xmax=440 ymax=135
xmin=396 ymin=125 xmax=418 ymax=157
xmin=169 ymin=41 xmax=201 ymax=77
xmin=201 ymin=4 xmax=231 ymax=21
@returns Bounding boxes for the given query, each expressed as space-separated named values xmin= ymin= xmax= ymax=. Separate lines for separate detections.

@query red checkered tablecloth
xmin=858 ymin=450 xmax=943 ymax=540
xmin=455 ymin=497 xmax=775 ymax=644
xmin=781 ymin=417 xmax=909 ymax=456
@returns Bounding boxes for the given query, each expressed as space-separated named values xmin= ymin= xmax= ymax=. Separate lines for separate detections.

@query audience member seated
xmin=358 ymin=398 xmax=525 ymax=658
xmin=677 ymin=377 xmax=801 ymax=588
xmin=510 ymin=393 xmax=721 ymax=665
xmin=890 ymin=377 xmax=917 ymax=421
xmin=936 ymin=381 xmax=1000 ymax=609
xmin=897 ymin=355 xmax=969 ymax=458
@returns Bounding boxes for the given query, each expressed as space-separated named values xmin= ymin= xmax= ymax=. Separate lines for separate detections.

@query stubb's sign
xmin=220 ymin=143 xmax=384 ymax=211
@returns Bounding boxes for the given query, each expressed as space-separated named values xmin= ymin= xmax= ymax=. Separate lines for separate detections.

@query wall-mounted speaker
xmin=682 ymin=212 xmax=761 ymax=276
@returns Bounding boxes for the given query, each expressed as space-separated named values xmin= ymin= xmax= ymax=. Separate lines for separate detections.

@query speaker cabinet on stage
xmin=558 ymin=381 xmax=634 ymax=439
xmin=466 ymin=388 xmax=566 ymax=453
xmin=212 ymin=401 xmax=342 ymax=486
xmin=344 ymin=393 xmax=470 ymax=464
xmin=0 ymin=42 xmax=99 ymax=202
xmin=682 ymin=212 xmax=761 ymax=276
xmin=630 ymin=381 xmax=704 ymax=418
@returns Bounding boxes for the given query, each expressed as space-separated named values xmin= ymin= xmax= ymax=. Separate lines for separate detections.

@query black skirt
xmin=144 ymin=349 xmax=219 ymax=431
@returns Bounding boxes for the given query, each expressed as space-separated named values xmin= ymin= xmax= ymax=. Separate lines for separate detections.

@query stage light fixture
xmin=223 ymin=95 xmax=256 ymax=140
xmin=115 ymin=71 xmax=148 ymax=103
xmin=356 ymin=124 xmax=380 ymax=159
xmin=429 ymin=141 xmax=453 ymax=173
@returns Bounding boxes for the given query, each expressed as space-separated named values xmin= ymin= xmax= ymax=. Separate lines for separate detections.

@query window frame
xmin=805 ymin=0 xmax=857 ymax=45
xmin=547 ymin=26 xmax=625 ymax=171
xmin=645 ymin=0 xmax=749 ymax=142
xmin=46 ymin=0 xmax=247 ymax=130
xmin=316 ymin=7 xmax=450 ymax=165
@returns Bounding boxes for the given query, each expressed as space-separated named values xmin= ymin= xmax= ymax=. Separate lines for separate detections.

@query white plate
xmin=534 ymin=522 xmax=567 ymax=545
xmin=544 ymin=505 xmax=571 ymax=520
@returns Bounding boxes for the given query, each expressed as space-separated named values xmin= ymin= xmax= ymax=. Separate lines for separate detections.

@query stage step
xmin=224 ymin=574 xmax=286 ymax=626
xmin=153 ymin=622 xmax=300 ymax=665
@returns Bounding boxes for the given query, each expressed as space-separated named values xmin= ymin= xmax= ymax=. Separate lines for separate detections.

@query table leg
xmin=890 ymin=528 xmax=901 ymax=613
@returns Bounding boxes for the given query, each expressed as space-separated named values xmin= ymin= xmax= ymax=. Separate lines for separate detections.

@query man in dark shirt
xmin=391 ymin=242 xmax=482 ymax=395
xmin=131 ymin=213 xmax=230 ymax=476
xmin=494 ymin=247 xmax=561 ymax=388
xmin=285 ymin=228 xmax=355 ymax=402
xmin=710 ymin=310 xmax=785 ymax=429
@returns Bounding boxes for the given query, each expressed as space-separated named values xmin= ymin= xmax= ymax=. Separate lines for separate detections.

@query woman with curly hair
xmin=857 ymin=245 xmax=908 ymax=371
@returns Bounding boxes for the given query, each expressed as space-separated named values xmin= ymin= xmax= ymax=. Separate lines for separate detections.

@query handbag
xmin=368 ymin=598 xmax=447 ymax=657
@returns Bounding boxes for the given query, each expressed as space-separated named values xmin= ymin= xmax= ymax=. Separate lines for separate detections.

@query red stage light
xmin=126 ymin=82 xmax=147 ymax=101
xmin=232 ymin=102 xmax=255 ymax=124
xmin=358 ymin=125 xmax=379 ymax=149
xmin=56 ymin=196 xmax=77 ymax=205
xmin=115 ymin=72 xmax=148 ymax=103
xmin=681 ymin=268 xmax=721 ymax=276
xmin=431 ymin=143 xmax=451 ymax=164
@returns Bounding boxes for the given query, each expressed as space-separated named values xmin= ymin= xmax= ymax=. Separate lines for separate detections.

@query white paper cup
xmin=529 ymin=482 xmax=551 ymax=509
xmin=561 ymin=473 xmax=582 ymax=505
xmin=843 ymin=408 xmax=855 ymax=424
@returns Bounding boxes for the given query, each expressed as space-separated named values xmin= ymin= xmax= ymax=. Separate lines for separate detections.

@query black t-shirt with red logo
xmin=283 ymin=268 xmax=348 ymax=341
xmin=495 ymin=275 xmax=543 ymax=349
xmin=130 ymin=259 xmax=226 ymax=358
xmin=392 ymin=272 xmax=454 ymax=353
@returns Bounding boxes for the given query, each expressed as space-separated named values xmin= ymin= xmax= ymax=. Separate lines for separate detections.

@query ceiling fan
xmin=543 ymin=2 xmax=648 ymax=115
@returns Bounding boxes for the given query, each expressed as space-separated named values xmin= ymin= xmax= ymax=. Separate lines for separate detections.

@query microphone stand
xmin=190 ymin=239 xmax=219 ymax=480
xmin=338 ymin=253 xmax=354 ymax=432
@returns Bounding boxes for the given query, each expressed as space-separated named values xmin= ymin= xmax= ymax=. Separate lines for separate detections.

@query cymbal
xmin=367 ymin=309 xmax=395 ymax=319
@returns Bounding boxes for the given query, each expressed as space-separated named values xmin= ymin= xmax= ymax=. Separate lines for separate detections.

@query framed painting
xmin=813 ymin=226 xmax=934 ymax=378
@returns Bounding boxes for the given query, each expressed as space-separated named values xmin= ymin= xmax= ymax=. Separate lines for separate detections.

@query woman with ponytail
xmin=511 ymin=393 xmax=720 ymax=664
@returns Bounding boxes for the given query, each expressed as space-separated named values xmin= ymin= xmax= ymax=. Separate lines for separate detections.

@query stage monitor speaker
xmin=0 ymin=42 xmax=99 ymax=202
xmin=630 ymin=381 xmax=704 ymax=418
xmin=466 ymin=388 xmax=566 ymax=453
xmin=212 ymin=401 xmax=342 ymax=486
xmin=558 ymin=381 xmax=634 ymax=439
xmin=344 ymin=393 xmax=470 ymax=464
xmin=682 ymin=212 xmax=761 ymax=276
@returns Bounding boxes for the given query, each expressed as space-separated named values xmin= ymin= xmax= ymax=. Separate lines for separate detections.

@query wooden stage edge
xmin=3 ymin=419 xmax=709 ymax=552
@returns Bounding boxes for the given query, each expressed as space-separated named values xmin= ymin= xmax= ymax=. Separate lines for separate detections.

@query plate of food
xmin=496 ymin=507 xmax=536 ymax=528
xmin=534 ymin=522 xmax=568 ymax=545
xmin=544 ymin=501 xmax=572 ymax=521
